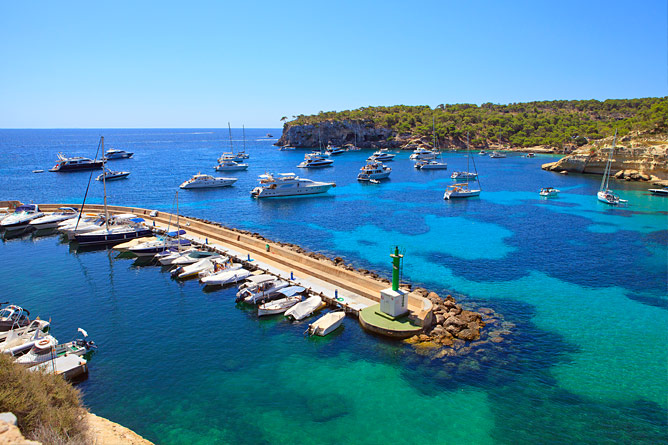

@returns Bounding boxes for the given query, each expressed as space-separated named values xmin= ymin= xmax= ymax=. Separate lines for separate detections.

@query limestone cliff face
xmin=541 ymin=134 xmax=668 ymax=182
xmin=277 ymin=120 xmax=398 ymax=148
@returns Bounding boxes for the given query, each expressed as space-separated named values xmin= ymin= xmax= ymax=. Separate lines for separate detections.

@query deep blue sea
xmin=1 ymin=129 xmax=666 ymax=444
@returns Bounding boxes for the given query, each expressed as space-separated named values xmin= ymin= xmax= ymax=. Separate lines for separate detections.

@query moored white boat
xmin=357 ymin=162 xmax=391 ymax=181
xmin=597 ymin=130 xmax=628 ymax=206
xmin=415 ymin=160 xmax=447 ymax=170
xmin=214 ymin=160 xmax=248 ymax=171
xmin=307 ymin=311 xmax=345 ymax=336
xmin=236 ymin=278 xmax=290 ymax=304
xmin=128 ymin=234 xmax=191 ymax=257
xmin=409 ymin=147 xmax=437 ymax=161
xmin=285 ymin=295 xmax=324 ymax=321
xmin=648 ymin=187 xmax=668 ymax=196
xmin=0 ymin=204 xmax=44 ymax=230
xmin=28 ymin=207 xmax=78 ymax=230
xmin=297 ymin=152 xmax=334 ymax=168
xmin=171 ymin=255 xmax=223 ymax=279
xmin=200 ymin=267 xmax=251 ymax=286
xmin=250 ymin=173 xmax=335 ymax=198
xmin=103 ymin=148 xmax=133 ymax=160
xmin=367 ymin=149 xmax=395 ymax=162
xmin=258 ymin=294 xmax=303 ymax=317
xmin=444 ymin=183 xmax=481 ymax=199
xmin=160 ymin=249 xmax=219 ymax=266
xmin=450 ymin=171 xmax=478 ymax=180
xmin=15 ymin=329 xmax=94 ymax=366
xmin=489 ymin=151 xmax=507 ymax=158
xmin=180 ymin=173 xmax=237 ymax=189
xmin=539 ymin=187 xmax=560 ymax=198
xmin=96 ymin=169 xmax=130 ymax=181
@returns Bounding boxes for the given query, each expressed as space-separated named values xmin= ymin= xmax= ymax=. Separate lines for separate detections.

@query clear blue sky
xmin=1 ymin=0 xmax=666 ymax=128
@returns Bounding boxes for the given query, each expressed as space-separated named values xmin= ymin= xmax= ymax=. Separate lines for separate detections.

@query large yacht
xmin=214 ymin=159 xmax=248 ymax=172
xmin=103 ymin=149 xmax=134 ymax=160
xmin=325 ymin=144 xmax=346 ymax=155
xmin=0 ymin=204 xmax=44 ymax=230
xmin=367 ymin=149 xmax=396 ymax=162
xmin=489 ymin=151 xmax=507 ymax=158
xmin=251 ymin=173 xmax=335 ymax=198
xmin=49 ymin=153 xmax=103 ymax=172
xmin=180 ymin=174 xmax=238 ymax=189
xmin=297 ymin=153 xmax=334 ymax=168
xmin=357 ymin=162 xmax=391 ymax=181
xmin=409 ymin=147 xmax=437 ymax=161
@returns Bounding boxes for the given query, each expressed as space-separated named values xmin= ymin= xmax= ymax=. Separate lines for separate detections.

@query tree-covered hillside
xmin=283 ymin=98 xmax=668 ymax=148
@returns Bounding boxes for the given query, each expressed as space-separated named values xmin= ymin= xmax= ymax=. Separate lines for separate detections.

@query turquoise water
xmin=1 ymin=129 xmax=666 ymax=444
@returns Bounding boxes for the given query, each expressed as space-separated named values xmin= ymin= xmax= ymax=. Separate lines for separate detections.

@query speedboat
xmin=160 ymin=249 xmax=218 ymax=266
xmin=128 ymin=232 xmax=191 ymax=257
xmin=648 ymin=187 xmax=668 ymax=196
xmin=103 ymin=149 xmax=134 ymax=160
xmin=279 ymin=146 xmax=296 ymax=151
xmin=539 ymin=187 xmax=560 ymax=198
xmin=235 ymin=278 xmax=290 ymax=304
xmin=285 ymin=295 xmax=324 ymax=321
xmin=415 ymin=160 xmax=447 ymax=170
xmin=357 ymin=162 xmax=391 ymax=181
xmin=96 ymin=169 xmax=130 ymax=181
xmin=0 ymin=205 xmax=44 ymax=230
xmin=409 ymin=147 xmax=437 ymax=161
xmin=367 ymin=149 xmax=395 ymax=162
xmin=0 ymin=305 xmax=31 ymax=333
xmin=15 ymin=329 xmax=95 ymax=366
xmin=489 ymin=151 xmax=507 ymax=158
xmin=171 ymin=255 xmax=223 ymax=280
xmin=29 ymin=207 xmax=78 ymax=230
xmin=444 ymin=183 xmax=481 ymax=200
xmin=214 ymin=160 xmax=248 ymax=171
xmin=198 ymin=258 xmax=243 ymax=279
xmin=200 ymin=267 xmax=251 ymax=286
xmin=450 ymin=171 xmax=478 ymax=180
xmin=258 ymin=288 xmax=305 ymax=316
xmin=297 ymin=152 xmax=334 ymax=168
xmin=180 ymin=173 xmax=237 ymax=189
xmin=307 ymin=311 xmax=345 ymax=336
xmin=49 ymin=153 xmax=103 ymax=172
xmin=325 ymin=145 xmax=345 ymax=155
xmin=250 ymin=173 xmax=335 ymax=198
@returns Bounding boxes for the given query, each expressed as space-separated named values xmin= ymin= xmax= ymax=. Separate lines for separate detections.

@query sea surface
xmin=0 ymin=129 xmax=666 ymax=444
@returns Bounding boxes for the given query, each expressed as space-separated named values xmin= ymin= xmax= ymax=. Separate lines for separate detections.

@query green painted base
xmin=359 ymin=304 xmax=423 ymax=339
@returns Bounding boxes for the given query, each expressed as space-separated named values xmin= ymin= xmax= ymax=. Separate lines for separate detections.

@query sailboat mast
xmin=176 ymin=190 xmax=181 ymax=253
xmin=466 ymin=132 xmax=470 ymax=185
xmin=242 ymin=125 xmax=246 ymax=153
xmin=432 ymin=114 xmax=436 ymax=150
xmin=101 ymin=136 xmax=109 ymax=230
xmin=600 ymin=129 xmax=618 ymax=192
xmin=228 ymin=123 xmax=234 ymax=154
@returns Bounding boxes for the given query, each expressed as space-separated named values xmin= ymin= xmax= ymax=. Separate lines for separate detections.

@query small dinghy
xmin=307 ymin=311 xmax=345 ymax=336
xmin=285 ymin=295 xmax=324 ymax=321
xmin=200 ymin=267 xmax=251 ymax=286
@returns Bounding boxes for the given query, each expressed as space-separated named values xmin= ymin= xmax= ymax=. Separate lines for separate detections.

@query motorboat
xmin=235 ymin=278 xmax=290 ymax=304
xmin=15 ymin=329 xmax=95 ymax=366
xmin=73 ymin=217 xmax=152 ymax=246
xmin=28 ymin=207 xmax=78 ymax=230
xmin=96 ymin=169 xmax=130 ymax=181
xmin=409 ymin=147 xmax=437 ymax=161
xmin=415 ymin=160 xmax=447 ymax=170
xmin=478 ymin=150 xmax=487 ymax=156
xmin=28 ymin=354 xmax=88 ymax=380
xmin=197 ymin=258 xmax=243 ymax=279
xmin=238 ymin=274 xmax=276 ymax=290
xmin=285 ymin=295 xmax=324 ymax=321
xmin=49 ymin=153 xmax=103 ymax=172
xmin=325 ymin=144 xmax=345 ymax=155
xmin=128 ymin=232 xmax=191 ymax=257
xmin=59 ymin=214 xmax=108 ymax=239
xmin=103 ymin=149 xmax=134 ymax=160
xmin=171 ymin=255 xmax=223 ymax=280
xmin=218 ymin=152 xmax=248 ymax=163
xmin=648 ymin=187 xmax=668 ymax=196
xmin=0 ymin=319 xmax=50 ymax=345
xmin=1 ymin=324 xmax=53 ymax=356
xmin=266 ymin=133 xmax=273 ymax=138
xmin=597 ymin=131 xmax=628 ymax=206
xmin=450 ymin=171 xmax=478 ymax=180
xmin=279 ymin=145 xmax=296 ymax=151
xmin=489 ymin=151 xmax=507 ymax=158
xmin=214 ymin=160 xmax=248 ymax=172
xmin=161 ymin=249 xmax=219 ymax=266
xmin=0 ymin=305 xmax=31 ymax=333
xmin=112 ymin=236 xmax=158 ymax=252
xmin=357 ymin=162 xmax=391 ymax=181
xmin=525 ymin=153 xmax=535 ymax=158
xmin=0 ymin=204 xmax=44 ymax=230
xmin=297 ymin=152 xmax=334 ymax=168
xmin=367 ymin=149 xmax=395 ymax=162
xmin=307 ymin=311 xmax=345 ymax=336
xmin=200 ymin=267 xmax=251 ymax=287
xmin=251 ymin=173 xmax=335 ymax=198
xmin=258 ymin=295 xmax=303 ymax=317
xmin=539 ymin=187 xmax=560 ymax=198
xmin=444 ymin=183 xmax=481 ymax=199
xmin=180 ymin=173 xmax=237 ymax=189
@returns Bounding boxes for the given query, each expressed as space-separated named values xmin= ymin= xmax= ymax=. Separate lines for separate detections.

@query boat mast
xmin=228 ymin=123 xmax=234 ymax=155
xmin=600 ymin=129 xmax=618 ymax=192
xmin=466 ymin=132 xmax=470 ymax=187
xmin=242 ymin=125 xmax=246 ymax=154
xmin=101 ymin=136 xmax=109 ymax=230
xmin=176 ymin=190 xmax=181 ymax=253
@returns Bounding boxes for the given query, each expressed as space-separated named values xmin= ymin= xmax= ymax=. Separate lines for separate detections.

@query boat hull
xmin=252 ymin=184 xmax=334 ymax=198
xmin=74 ymin=228 xmax=153 ymax=246
xmin=50 ymin=161 xmax=103 ymax=172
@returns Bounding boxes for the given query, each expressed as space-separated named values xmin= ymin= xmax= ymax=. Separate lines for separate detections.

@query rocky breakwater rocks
xmin=542 ymin=134 xmax=668 ymax=185
xmin=277 ymin=120 xmax=398 ymax=149
xmin=404 ymin=288 xmax=511 ymax=360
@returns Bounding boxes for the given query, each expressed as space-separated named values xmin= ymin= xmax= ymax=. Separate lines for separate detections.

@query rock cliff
xmin=541 ymin=134 xmax=668 ymax=184
xmin=277 ymin=120 xmax=398 ymax=148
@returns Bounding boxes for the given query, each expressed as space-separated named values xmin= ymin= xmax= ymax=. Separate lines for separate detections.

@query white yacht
xmin=450 ymin=171 xmax=478 ymax=180
xmin=409 ymin=147 xmax=437 ymax=161
xmin=415 ymin=159 xmax=447 ymax=170
xmin=29 ymin=207 xmax=78 ymax=230
xmin=96 ymin=168 xmax=130 ymax=181
xmin=367 ymin=149 xmax=396 ymax=162
xmin=297 ymin=152 xmax=334 ymax=168
xmin=251 ymin=173 xmax=335 ymax=198
xmin=444 ymin=183 xmax=481 ymax=199
xmin=597 ymin=131 xmax=628 ymax=206
xmin=489 ymin=151 xmax=507 ymax=158
xmin=0 ymin=204 xmax=44 ymax=230
xmin=214 ymin=159 xmax=248 ymax=171
xmin=325 ymin=144 xmax=345 ymax=155
xmin=180 ymin=173 xmax=238 ymax=189
xmin=103 ymin=149 xmax=134 ymax=160
xmin=357 ymin=162 xmax=391 ymax=181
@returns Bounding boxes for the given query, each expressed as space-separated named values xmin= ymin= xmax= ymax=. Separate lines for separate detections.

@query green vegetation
xmin=0 ymin=353 xmax=88 ymax=444
xmin=287 ymin=98 xmax=668 ymax=148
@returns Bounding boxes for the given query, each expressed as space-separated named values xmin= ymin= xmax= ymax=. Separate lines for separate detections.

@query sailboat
xmin=444 ymin=133 xmax=481 ymax=199
xmin=217 ymin=123 xmax=249 ymax=164
xmin=597 ymin=130 xmax=627 ymax=206
xmin=416 ymin=115 xmax=447 ymax=170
